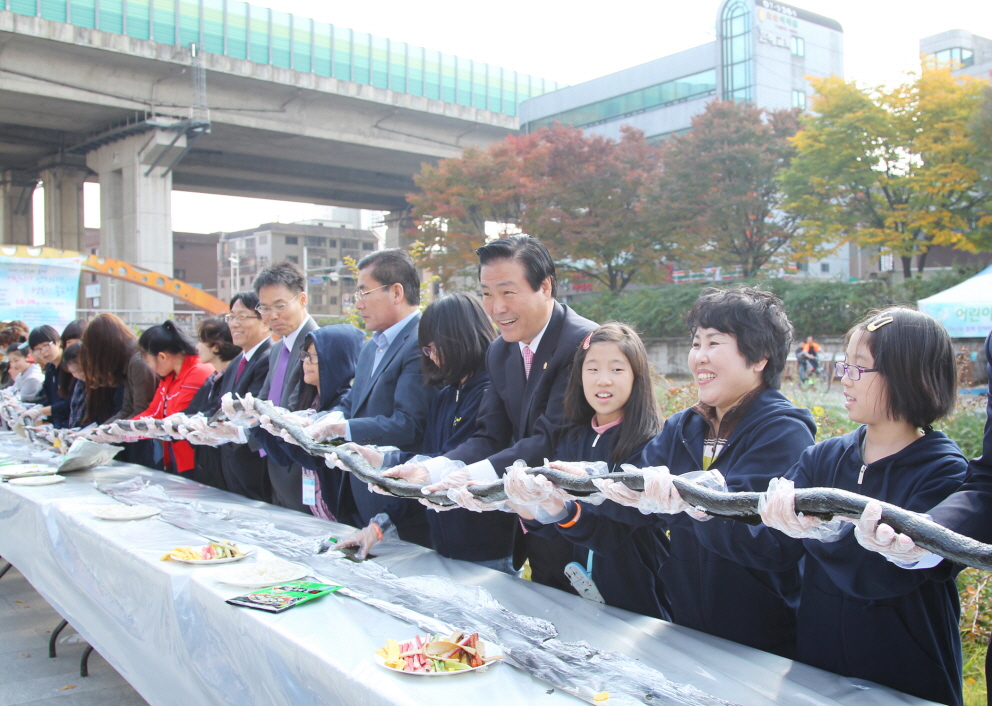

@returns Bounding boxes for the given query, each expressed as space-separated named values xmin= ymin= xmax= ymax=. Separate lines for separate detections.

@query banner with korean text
xmin=0 ymin=248 xmax=83 ymax=331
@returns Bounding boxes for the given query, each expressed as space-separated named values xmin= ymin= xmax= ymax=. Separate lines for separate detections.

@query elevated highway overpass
xmin=0 ymin=1 xmax=560 ymax=310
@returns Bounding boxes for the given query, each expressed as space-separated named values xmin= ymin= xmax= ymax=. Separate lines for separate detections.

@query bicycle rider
xmin=796 ymin=335 xmax=821 ymax=382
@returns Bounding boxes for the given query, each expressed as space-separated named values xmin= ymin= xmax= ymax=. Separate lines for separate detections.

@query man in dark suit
xmin=308 ymin=249 xmax=436 ymax=546
xmin=399 ymin=236 xmax=596 ymax=590
xmin=251 ymin=261 xmax=318 ymax=511
xmin=217 ymin=290 xmax=273 ymax=501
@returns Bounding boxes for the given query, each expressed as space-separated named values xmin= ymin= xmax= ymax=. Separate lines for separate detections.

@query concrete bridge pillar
xmin=383 ymin=209 xmax=417 ymax=250
xmin=86 ymin=129 xmax=185 ymax=316
xmin=40 ymin=159 xmax=89 ymax=253
xmin=0 ymin=170 xmax=38 ymax=246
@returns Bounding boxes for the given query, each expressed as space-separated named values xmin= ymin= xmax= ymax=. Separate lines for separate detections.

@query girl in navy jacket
xmin=519 ymin=322 xmax=672 ymax=619
xmin=687 ymin=307 xmax=966 ymax=706
xmin=340 ymin=293 xmax=519 ymax=569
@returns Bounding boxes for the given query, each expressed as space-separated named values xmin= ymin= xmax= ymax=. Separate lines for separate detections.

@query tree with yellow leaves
xmin=780 ymin=68 xmax=992 ymax=279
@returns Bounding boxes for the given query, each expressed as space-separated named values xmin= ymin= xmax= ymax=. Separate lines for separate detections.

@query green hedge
xmin=571 ymin=270 xmax=978 ymax=339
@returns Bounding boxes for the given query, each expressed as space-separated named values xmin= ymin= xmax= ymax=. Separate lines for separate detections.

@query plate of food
xmin=88 ymin=504 xmax=161 ymax=521
xmin=160 ymin=542 xmax=254 ymax=564
xmin=374 ymin=631 xmax=504 ymax=676
xmin=0 ymin=463 xmax=56 ymax=479
xmin=211 ymin=560 xmax=309 ymax=587
xmin=8 ymin=474 xmax=65 ymax=486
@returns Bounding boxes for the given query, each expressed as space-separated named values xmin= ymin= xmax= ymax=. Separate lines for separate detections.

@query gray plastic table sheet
xmin=0 ymin=433 xmax=937 ymax=706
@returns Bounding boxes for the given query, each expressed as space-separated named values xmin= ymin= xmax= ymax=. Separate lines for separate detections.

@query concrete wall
xmin=645 ymin=335 xmax=847 ymax=378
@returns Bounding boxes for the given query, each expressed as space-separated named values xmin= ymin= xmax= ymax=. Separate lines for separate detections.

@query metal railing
xmin=75 ymin=309 xmax=207 ymax=333
xmin=5 ymin=0 xmax=560 ymax=117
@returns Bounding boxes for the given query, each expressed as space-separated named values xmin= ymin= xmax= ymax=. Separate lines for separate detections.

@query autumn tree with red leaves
xmin=409 ymin=124 xmax=674 ymax=292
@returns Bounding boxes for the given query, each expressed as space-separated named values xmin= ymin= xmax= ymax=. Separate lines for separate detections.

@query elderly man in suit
xmin=386 ymin=236 xmax=597 ymax=590
xmin=217 ymin=290 xmax=273 ymax=501
xmin=308 ymin=249 xmax=436 ymax=546
xmin=248 ymin=261 xmax=318 ymax=511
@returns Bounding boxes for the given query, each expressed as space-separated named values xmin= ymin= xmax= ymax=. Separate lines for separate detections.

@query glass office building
xmin=520 ymin=0 xmax=843 ymax=141
xmin=920 ymin=30 xmax=992 ymax=81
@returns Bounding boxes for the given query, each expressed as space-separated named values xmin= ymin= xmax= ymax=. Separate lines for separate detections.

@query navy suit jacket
xmin=447 ymin=302 xmax=596 ymax=474
xmin=219 ymin=338 xmax=272 ymax=492
xmin=332 ymin=312 xmax=436 ymax=526
xmin=926 ymin=332 xmax=992 ymax=544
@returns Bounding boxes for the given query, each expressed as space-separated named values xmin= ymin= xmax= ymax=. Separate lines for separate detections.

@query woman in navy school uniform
xmin=253 ymin=324 xmax=365 ymax=520
xmin=510 ymin=322 xmax=671 ymax=619
xmin=525 ymin=287 xmax=815 ymax=659
xmin=639 ymin=307 xmax=966 ymax=706
xmin=339 ymin=292 xmax=519 ymax=573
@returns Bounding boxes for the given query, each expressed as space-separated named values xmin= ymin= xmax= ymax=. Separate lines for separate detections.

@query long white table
xmin=0 ymin=434 xmax=936 ymax=706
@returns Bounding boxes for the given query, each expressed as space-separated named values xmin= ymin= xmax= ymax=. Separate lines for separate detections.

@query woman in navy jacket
xmin=578 ymin=288 xmax=816 ymax=658
xmin=684 ymin=308 xmax=966 ymax=706
xmin=519 ymin=323 xmax=671 ymax=619
xmin=341 ymin=293 xmax=519 ymax=571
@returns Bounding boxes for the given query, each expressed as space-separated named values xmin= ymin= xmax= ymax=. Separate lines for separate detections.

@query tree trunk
xmin=917 ymin=249 xmax=929 ymax=274
xmin=901 ymin=255 xmax=913 ymax=280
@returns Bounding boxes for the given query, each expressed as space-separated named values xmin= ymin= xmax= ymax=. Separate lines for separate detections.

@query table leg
xmin=80 ymin=645 xmax=95 ymax=677
xmin=49 ymin=618 xmax=68 ymax=658
xmin=0 ymin=562 xmax=11 ymax=580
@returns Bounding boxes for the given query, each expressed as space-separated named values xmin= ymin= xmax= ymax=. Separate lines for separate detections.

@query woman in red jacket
xmin=135 ymin=320 xmax=213 ymax=474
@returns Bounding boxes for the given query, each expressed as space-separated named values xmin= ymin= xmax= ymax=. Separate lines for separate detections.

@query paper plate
xmin=211 ymin=562 xmax=309 ymax=587
xmin=88 ymin=505 xmax=161 ymax=521
xmin=8 ymin=474 xmax=66 ymax=486
xmin=167 ymin=545 xmax=255 ymax=565
xmin=0 ymin=463 xmax=56 ymax=479
xmin=374 ymin=636 xmax=503 ymax=677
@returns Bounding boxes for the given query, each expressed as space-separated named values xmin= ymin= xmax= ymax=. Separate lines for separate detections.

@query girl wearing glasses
xmin=674 ymin=307 xmax=966 ymax=706
xmin=23 ymin=325 xmax=68 ymax=427
xmin=253 ymin=324 xmax=365 ymax=520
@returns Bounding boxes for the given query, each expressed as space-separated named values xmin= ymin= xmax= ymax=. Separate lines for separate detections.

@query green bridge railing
xmin=5 ymin=0 xmax=560 ymax=116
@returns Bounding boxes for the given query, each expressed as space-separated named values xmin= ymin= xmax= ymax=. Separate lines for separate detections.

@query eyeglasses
xmin=353 ymin=283 xmax=390 ymax=302
xmin=255 ymin=293 xmax=301 ymax=316
xmin=421 ymin=344 xmax=436 ymax=358
xmin=31 ymin=341 xmax=54 ymax=356
xmin=300 ymin=351 xmax=318 ymax=364
xmin=224 ymin=313 xmax=261 ymax=323
xmin=834 ymin=361 xmax=879 ymax=382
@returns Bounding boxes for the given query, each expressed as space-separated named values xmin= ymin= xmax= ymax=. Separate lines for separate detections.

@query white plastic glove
xmin=160 ymin=414 xmax=192 ymax=439
xmin=259 ymin=414 xmax=301 ymax=447
xmin=503 ymin=464 xmax=572 ymax=523
xmin=446 ymin=482 xmax=506 ymax=513
xmin=591 ymin=466 xmax=685 ymax=515
xmin=336 ymin=513 xmax=395 ymax=560
xmin=381 ymin=461 xmax=431 ymax=485
xmin=418 ymin=496 xmax=460 ymax=512
xmin=221 ymin=392 xmax=262 ymax=424
xmin=184 ymin=418 xmax=244 ymax=446
xmin=421 ymin=468 xmax=471 ymax=495
xmin=852 ymin=501 xmax=932 ymax=567
xmin=23 ymin=406 xmax=48 ymax=423
xmin=759 ymin=478 xmax=849 ymax=541
xmin=88 ymin=426 xmax=137 ymax=444
xmin=305 ymin=410 xmax=346 ymax=441
xmin=346 ymin=443 xmax=385 ymax=469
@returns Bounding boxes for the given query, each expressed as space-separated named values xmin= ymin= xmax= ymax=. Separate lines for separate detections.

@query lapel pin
xmin=543 ymin=362 xmax=547 ymax=370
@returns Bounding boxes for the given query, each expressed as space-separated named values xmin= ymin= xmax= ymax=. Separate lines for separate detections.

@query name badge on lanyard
xmin=302 ymin=474 xmax=316 ymax=506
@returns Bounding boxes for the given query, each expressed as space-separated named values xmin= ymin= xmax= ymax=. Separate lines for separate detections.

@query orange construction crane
xmin=0 ymin=245 xmax=228 ymax=314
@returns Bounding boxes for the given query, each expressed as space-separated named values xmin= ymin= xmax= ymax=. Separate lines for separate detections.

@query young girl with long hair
xmin=503 ymin=322 xmax=671 ymax=617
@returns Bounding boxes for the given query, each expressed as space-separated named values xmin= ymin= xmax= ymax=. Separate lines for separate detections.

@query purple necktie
xmin=268 ymin=345 xmax=291 ymax=408
xmin=234 ymin=357 xmax=247 ymax=383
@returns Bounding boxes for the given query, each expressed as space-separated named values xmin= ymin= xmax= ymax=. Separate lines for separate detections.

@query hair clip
xmin=581 ymin=332 xmax=593 ymax=350
xmin=17 ymin=341 xmax=29 ymax=350
xmin=866 ymin=316 xmax=894 ymax=332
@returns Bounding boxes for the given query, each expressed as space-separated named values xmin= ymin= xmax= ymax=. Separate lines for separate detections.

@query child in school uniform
xmin=643 ymin=307 xmax=966 ymax=706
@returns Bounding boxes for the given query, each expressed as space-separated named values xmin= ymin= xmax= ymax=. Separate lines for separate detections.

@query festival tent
xmin=918 ymin=264 xmax=992 ymax=338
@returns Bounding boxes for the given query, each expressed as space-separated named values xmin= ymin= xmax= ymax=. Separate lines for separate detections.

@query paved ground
xmin=0 ymin=562 xmax=148 ymax=706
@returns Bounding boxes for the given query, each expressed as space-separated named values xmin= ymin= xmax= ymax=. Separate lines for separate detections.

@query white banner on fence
xmin=0 ymin=254 xmax=83 ymax=331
